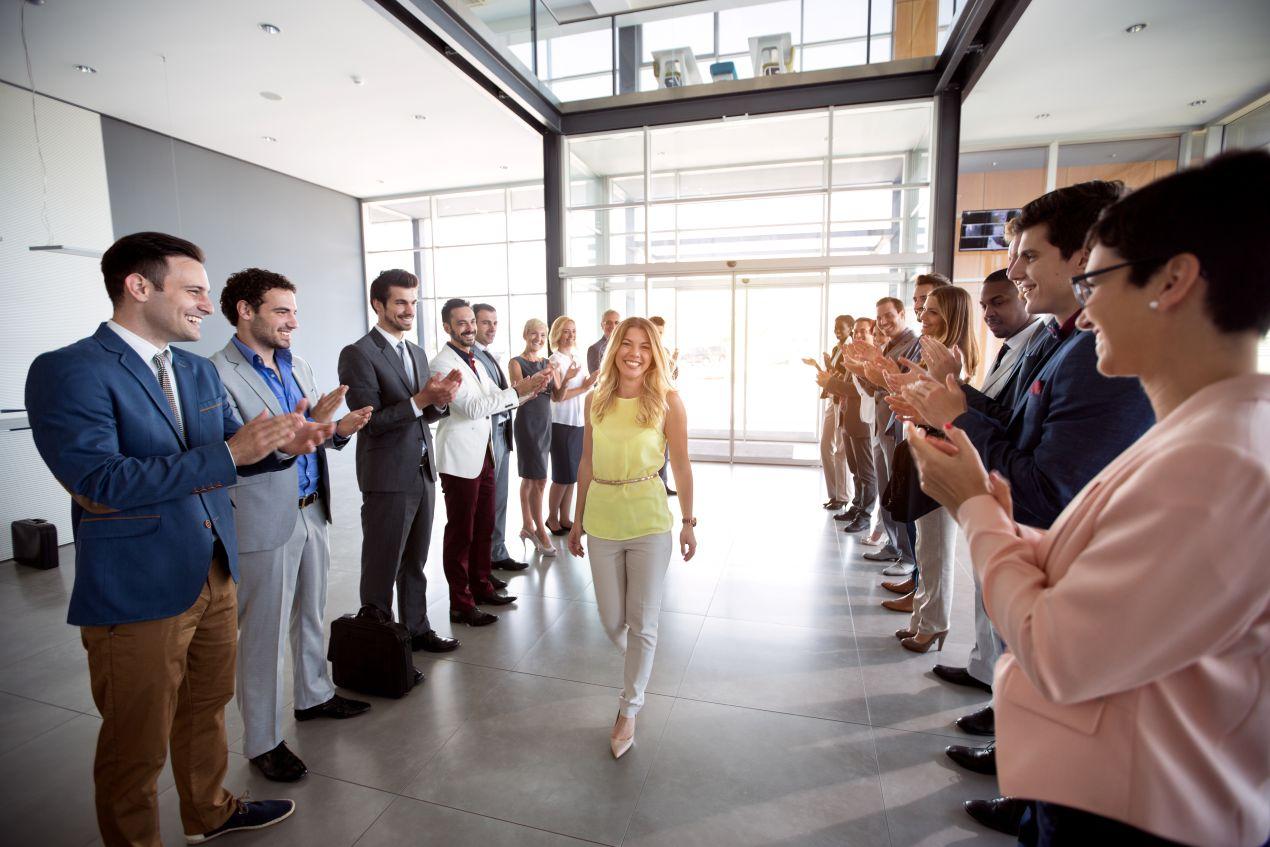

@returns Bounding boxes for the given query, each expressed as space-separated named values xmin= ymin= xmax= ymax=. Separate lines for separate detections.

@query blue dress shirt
xmin=232 ymin=337 xmax=319 ymax=498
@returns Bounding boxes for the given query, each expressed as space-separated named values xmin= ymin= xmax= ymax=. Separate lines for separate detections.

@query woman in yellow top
xmin=567 ymin=317 xmax=696 ymax=759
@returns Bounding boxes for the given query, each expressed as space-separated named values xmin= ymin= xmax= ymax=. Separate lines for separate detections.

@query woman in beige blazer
xmin=904 ymin=151 xmax=1269 ymax=846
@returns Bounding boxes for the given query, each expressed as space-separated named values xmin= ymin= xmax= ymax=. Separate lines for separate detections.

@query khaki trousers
xmin=81 ymin=558 xmax=238 ymax=845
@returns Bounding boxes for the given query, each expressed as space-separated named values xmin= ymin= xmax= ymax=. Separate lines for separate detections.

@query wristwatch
xmin=682 ymin=517 xmax=697 ymax=527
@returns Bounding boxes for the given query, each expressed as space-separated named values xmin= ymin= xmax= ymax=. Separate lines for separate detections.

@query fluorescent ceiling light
xmin=29 ymin=245 xmax=103 ymax=258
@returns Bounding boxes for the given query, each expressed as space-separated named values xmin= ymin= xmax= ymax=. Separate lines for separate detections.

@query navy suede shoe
xmin=186 ymin=797 xmax=295 ymax=843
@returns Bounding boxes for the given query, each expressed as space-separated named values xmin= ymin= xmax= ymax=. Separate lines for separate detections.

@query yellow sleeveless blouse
xmin=583 ymin=396 xmax=673 ymax=541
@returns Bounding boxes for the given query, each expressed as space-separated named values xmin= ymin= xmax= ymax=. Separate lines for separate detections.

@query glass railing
xmin=454 ymin=0 xmax=967 ymax=104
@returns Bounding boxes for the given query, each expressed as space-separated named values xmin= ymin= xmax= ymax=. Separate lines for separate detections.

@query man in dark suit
xmin=337 ymin=269 xmax=462 ymax=656
xmin=472 ymin=303 xmax=526 ymax=575
xmin=586 ymin=309 xmax=621 ymax=373
xmin=24 ymin=232 xmax=329 ymax=845
xmin=901 ymin=181 xmax=1155 ymax=837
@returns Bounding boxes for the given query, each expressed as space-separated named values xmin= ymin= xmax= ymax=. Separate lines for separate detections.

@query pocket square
xmin=1030 ymin=379 xmax=1044 ymax=396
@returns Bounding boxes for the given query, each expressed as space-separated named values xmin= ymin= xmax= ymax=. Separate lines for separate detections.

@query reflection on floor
xmin=0 ymin=454 xmax=1011 ymax=846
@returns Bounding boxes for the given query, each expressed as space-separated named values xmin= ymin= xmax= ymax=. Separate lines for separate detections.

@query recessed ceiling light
xmin=259 ymin=23 xmax=281 ymax=35
xmin=260 ymin=91 xmax=282 ymax=101
xmin=261 ymin=135 xmax=277 ymax=142
xmin=414 ymin=114 xmax=427 ymax=120
xmin=1188 ymin=99 xmax=1207 ymax=107
xmin=1110 ymin=153 xmax=1119 ymax=159
xmin=1034 ymin=113 xmax=1050 ymax=119
xmin=1124 ymin=22 xmax=1147 ymax=34
xmin=499 ymin=165 xmax=509 ymax=170
xmin=74 ymin=64 xmax=97 ymax=74
xmin=350 ymin=75 xmax=364 ymax=86
xmin=990 ymin=161 xmax=998 ymax=167
xmin=376 ymin=179 xmax=385 ymax=184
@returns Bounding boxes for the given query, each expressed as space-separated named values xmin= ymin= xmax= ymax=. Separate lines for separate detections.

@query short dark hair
xmin=441 ymin=297 xmax=470 ymax=325
xmin=1089 ymin=149 xmax=1270 ymax=335
xmin=834 ymin=314 xmax=854 ymax=327
xmin=369 ymin=269 xmax=418 ymax=308
xmin=876 ymin=296 xmax=904 ymax=312
xmin=219 ymin=268 xmax=296 ymax=325
xmin=1017 ymin=180 xmax=1124 ymax=259
xmin=914 ymin=272 xmax=951 ymax=290
xmin=983 ymin=269 xmax=1011 ymax=286
xmin=101 ymin=231 xmax=205 ymax=305
xmin=473 ymin=303 xmax=497 ymax=318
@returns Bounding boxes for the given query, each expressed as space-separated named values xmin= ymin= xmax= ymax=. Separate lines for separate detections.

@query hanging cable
xmin=19 ymin=0 xmax=55 ymax=245
xmin=159 ymin=53 xmax=184 ymax=235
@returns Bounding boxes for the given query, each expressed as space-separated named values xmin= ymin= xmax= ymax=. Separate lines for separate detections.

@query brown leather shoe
xmin=881 ymin=591 xmax=914 ymax=612
xmin=881 ymin=576 xmax=914 ymax=594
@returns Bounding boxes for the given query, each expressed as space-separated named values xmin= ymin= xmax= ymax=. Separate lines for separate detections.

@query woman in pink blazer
xmin=905 ymin=150 xmax=1270 ymax=846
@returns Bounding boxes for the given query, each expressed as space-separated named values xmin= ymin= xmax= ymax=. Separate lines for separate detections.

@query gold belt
xmin=592 ymin=472 xmax=659 ymax=486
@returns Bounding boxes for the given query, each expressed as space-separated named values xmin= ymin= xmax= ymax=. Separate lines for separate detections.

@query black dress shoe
xmin=956 ymin=705 xmax=995 ymax=736
xmin=412 ymin=630 xmax=460 ymax=653
xmin=492 ymin=557 xmax=529 ymax=571
xmin=294 ymin=694 xmax=371 ymax=722
xmin=946 ymin=740 xmax=996 ymax=775
xmin=842 ymin=515 xmax=871 ymax=533
xmin=476 ymin=593 xmax=517 ymax=606
xmin=964 ymin=796 xmax=1028 ymax=836
xmin=249 ymin=741 xmax=307 ymax=783
xmin=833 ymin=509 xmax=858 ymax=522
xmin=413 ymin=667 xmax=425 ymax=685
xmin=450 ymin=608 xmax=498 ymax=626
xmin=489 ymin=575 xmax=509 ymax=590
xmin=932 ymin=664 xmax=993 ymax=693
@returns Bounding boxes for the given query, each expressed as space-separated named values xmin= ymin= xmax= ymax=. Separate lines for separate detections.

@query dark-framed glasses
xmin=1070 ymin=258 xmax=1163 ymax=306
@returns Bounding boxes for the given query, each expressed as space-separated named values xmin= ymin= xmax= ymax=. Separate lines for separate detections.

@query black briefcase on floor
xmin=11 ymin=519 xmax=59 ymax=570
xmin=327 ymin=607 xmax=418 ymax=699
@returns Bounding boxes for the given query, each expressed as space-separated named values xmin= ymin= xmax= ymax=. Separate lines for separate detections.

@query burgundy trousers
xmin=439 ymin=451 xmax=498 ymax=612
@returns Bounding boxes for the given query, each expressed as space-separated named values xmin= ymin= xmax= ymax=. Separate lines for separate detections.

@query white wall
xmin=0 ymin=82 xmax=115 ymax=560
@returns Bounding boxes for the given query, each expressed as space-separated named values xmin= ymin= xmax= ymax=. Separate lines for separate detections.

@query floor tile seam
xmin=399 ymin=795 xmax=617 ymax=846
xmin=0 ymin=687 xmax=97 ymax=721
xmin=508 ymin=599 xmax=576 ymax=674
xmin=615 ymin=695 xmax=681 ymax=847
xmin=669 ymin=691 xmax=881 ymax=731
xmin=691 ymin=609 xmax=860 ymax=637
xmin=0 ymin=706 xmax=86 ymax=761
xmin=349 ymin=798 xmax=397 ymax=847
xmin=0 ymin=630 xmax=83 ymax=672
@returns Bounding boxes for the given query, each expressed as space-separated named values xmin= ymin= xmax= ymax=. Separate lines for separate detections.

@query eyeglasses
xmin=1069 ymin=257 xmax=1163 ymax=306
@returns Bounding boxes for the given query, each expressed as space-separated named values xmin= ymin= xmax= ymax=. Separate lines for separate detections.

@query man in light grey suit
xmin=212 ymin=269 xmax=374 ymax=783
xmin=337 ymin=270 xmax=462 ymax=657
xmin=472 ymin=303 xmax=527 ymax=575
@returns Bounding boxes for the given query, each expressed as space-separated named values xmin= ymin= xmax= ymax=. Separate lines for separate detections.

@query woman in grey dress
xmin=510 ymin=318 xmax=556 ymax=556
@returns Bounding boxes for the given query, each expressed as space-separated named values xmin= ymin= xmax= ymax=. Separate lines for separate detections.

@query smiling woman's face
xmin=615 ymin=325 xmax=654 ymax=380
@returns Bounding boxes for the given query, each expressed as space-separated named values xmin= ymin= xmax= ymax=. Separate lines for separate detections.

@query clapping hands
xmin=418 ymin=369 xmax=462 ymax=408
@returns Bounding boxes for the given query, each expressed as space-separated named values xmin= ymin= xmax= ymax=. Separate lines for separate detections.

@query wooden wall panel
xmin=894 ymin=0 xmax=938 ymax=59
xmin=1057 ymin=160 xmax=1176 ymax=191
xmin=983 ymin=168 xmax=1046 ymax=210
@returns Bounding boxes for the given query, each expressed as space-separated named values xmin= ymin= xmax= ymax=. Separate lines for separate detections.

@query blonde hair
xmin=926 ymin=286 xmax=981 ymax=375
xmin=548 ymin=315 xmax=575 ymax=354
xmin=592 ymin=317 xmax=673 ymax=429
xmin=523 ymin=318 xmax=547 ymax=339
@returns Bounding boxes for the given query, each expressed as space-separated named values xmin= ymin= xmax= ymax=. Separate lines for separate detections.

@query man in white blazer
xmin=210 ymin=269 xmax=373 ymax=783
xmin=431 ymin=299 xmax=553 ymax=626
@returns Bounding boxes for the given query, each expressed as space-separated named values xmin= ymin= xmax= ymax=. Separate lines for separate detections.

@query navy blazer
xmin=25 ymin=323 xmax=285 ymax=627
xmin=955 ymin=330 xmax=1154 ymax=529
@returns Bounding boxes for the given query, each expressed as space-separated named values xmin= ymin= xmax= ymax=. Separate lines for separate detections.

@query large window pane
xmin=433 ymin=190 xmax=507 ymax=246
xmin=652 ymin=195 xmax=824 ymax=262
xmin=636 ymin=12 xmax=714 ymax=65
xmin=568 ymin=207 xmax=645 ymax=266
xmin=364 ymin=217 xmax=413 ymax=252
xmin=803 ymin=0 xmax=869 ymax=42
xmin=509 ymin=185 xmax=545 ymax=241
xmin=567 ymin=276 xmax=647 ymax=336
xmin=434 ymin=244 xmax=508 ymax=298
xmin=830 ymin=187 xmax=926 ymax=254
xmin=538 ymin=19 xmax=612 ymax=81
xmin=717 ymin=1 xmax=799 ymax=56
xmin=509 ymin=242 xmax=546 ymax=293
xmin=569 ymin=131 xmax=643 ymax=206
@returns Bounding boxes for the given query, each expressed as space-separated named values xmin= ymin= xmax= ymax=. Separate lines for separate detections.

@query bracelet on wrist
xmin=682 ymin=517 xmax=697 ymax=527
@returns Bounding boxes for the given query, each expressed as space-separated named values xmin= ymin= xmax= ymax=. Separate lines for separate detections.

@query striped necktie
xmin=153 ymin=350 xmax=185 ymax=442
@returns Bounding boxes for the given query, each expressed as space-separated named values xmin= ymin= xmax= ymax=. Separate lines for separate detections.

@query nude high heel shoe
xmin=900 ymin=630 xmax=948 ymax=653
xmin=519 ymin=529 xmax=557 ymax=557
xmin=611 ymin=715 xmax=635 ymax=759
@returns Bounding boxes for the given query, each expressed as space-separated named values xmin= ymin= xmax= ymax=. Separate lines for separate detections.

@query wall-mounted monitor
xmin=958 ymin=208 xmax=1019 ymax=251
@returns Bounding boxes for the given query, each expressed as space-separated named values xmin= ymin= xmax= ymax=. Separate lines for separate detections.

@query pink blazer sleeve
xmin=958 ymin=442 xmax=1270 ymax=705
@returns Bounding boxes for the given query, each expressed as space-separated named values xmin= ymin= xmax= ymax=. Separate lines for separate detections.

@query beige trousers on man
xmin=588 ymin=531 xmax=673 ymax=718
xmin=819 ymin=401 xmax=849 ymax=502
xmin=81 ymin=558 xmax=238 ymax=846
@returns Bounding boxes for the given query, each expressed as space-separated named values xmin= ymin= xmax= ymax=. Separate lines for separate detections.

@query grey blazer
xmin=337 ymin=330 xmax=446 ymax=492
xmin=586 ymin=337 xmax=607 ymax=374
xmin=210 ymin=340 xmax=343 ymax=554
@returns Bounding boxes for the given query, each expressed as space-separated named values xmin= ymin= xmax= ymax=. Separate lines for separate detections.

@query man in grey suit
xmin=338 ymin=270 xmax=462 ymax=656
xmin=472 ymin=303 xmax=527 ymax=575
xmin=212 ymin=268 xmax=374 ymax=783
xmin=586 ymin=309 xmax=620 ymax=373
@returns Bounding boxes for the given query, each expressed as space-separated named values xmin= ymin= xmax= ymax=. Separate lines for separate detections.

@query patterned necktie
xmin=397 ymin=341 xmax=416 ymax=391
xmin=153 ymin=350 xmax=185 ymax=442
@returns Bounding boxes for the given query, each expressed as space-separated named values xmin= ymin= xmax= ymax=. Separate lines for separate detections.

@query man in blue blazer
xmin=24 ymin=232 xmax=331 ymax=846
xmin=900 ymin=182 xmax=1155 ymax=837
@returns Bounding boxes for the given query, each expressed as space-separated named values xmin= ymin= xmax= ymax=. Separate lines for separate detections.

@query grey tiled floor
xmin=0 ymin=454 xmax=1011 ymax=846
